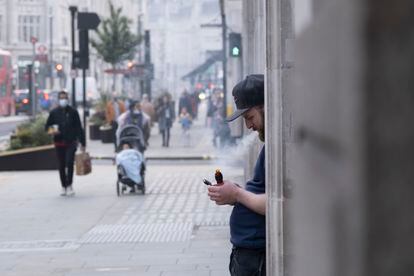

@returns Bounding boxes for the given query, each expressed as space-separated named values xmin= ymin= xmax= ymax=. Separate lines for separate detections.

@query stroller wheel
xmin=141 ymin=177 xmax=146 ymax=195
xmin=116 ymin=180 xmax=121 ymax=196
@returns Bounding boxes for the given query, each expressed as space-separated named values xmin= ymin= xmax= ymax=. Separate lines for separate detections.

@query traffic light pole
xmin=82 ymin=68 xmax=87 ymax=147
xmin=31 ymin=40 xmax=37 ymax=117
xmin=69 ymin=6 xmax=77 ymax=108
xmin=27 ymin=64 xmax=33 ymax=117
xmin=219 ymin=0 xmax=227 ymax=117
xmin=49 ymin=11 xmax=54 ymax=90
xmin=75 ymin=11 xmax=101 ymax=147
xmin=144 ymin=30 xmax=152 ymax=100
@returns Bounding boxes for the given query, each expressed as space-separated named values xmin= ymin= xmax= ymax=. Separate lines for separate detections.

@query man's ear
xmin=255 ymin=105 xmax=264 ymax=112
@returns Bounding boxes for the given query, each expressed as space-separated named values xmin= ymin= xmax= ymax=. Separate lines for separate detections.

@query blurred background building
xmin=147 ymin=0 xmax=229 ymax=99
xmin=0 ymin=0 xmax=146 ymax=97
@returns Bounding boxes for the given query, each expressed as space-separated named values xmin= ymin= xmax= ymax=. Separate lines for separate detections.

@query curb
xmin=0 ymin=116 xmax=29 ymax=124
xmin=92 ymin=155 xmax=216 ymax=161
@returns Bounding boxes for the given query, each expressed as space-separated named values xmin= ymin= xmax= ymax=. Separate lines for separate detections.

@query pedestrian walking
xmin=140 ymin=93 xmax=156 ymax=126
xmin=179 ymin=107 xmax=192 ymax=147
xmin=178 ymin=89 xmax=192 ymax=117
xmin=106 ymin=96 xmax=126 ymax=152
xmin=206 ymin=74 xmax=266 ymax=276
xmin=156 ymin=94 xmax=175 ymax=147
xmin=45 ymin=91 xmax=86 ymax=196
xmin=211 ymin=92 xmax=224 ymax=147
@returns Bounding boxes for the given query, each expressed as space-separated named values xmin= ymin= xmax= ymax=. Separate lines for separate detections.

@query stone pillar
xmin=364 ymin=1 xmax=414 ymax=274
xmin=286 ymin=0 xmax=414 ymax=275
xmin=265 ymin=0 xmax=294 ymax=274
xmin=289 ymin=0 xmax=365 ymax=274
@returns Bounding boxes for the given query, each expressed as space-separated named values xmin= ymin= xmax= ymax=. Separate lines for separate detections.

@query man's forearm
xmin=236 ymin=189 xmax=266 ymax=216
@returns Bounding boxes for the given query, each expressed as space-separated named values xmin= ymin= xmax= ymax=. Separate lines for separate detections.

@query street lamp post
xmin=30 ymin=36 xmax=38 ymax=117
xmin=49 ymin=7 xmax=54 ymax=89
xmin=219 ymin=0 xmax=227 ymax=117
xmin=69 ymin=6 xmax=78 ymax=108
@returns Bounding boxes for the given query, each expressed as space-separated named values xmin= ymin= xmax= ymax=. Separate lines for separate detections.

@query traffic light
xmin=55 ymin=63 xmax=63 ymax=71
xmin=55 ymin=63 xmax=64 ymax=78
xmin=75 ymin=29 xmax=89 ymax=69
xmin=74 ymin=12 xmax=100 ymax=70
xmin=229 ymin=33 xmax=242 ymax=57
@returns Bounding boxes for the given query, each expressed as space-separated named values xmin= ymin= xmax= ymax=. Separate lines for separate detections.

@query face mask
xmin=133 ymin=110 xmax=140 ymax=114
xmin=59 ymin=99 xmax=68 ymax=108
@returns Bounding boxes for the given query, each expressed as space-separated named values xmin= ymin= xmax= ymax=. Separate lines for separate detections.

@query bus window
xmin=0 ymin=56 xmax=3 ymax=67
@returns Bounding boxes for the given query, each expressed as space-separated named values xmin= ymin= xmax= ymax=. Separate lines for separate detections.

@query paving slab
xmin=0 ymin=163 xmax=240 ymax=275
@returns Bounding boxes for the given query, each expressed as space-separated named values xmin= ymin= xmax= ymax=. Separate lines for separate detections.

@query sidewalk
xmin=0 ymin=102 xmax=247 ymax=276
xmin=88 ymin=102 xmax=220 ymax=160
xmin=0 ymin=162 xmax=243 ymax=276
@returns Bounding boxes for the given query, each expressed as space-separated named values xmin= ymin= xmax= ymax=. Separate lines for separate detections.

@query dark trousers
xmin=55 ymin=144 xmax=77 ymax=188
xmin=229 ymin=247 xmax=266 ymax=276
xmin=161 ymin=127 xmax=171 ymax=147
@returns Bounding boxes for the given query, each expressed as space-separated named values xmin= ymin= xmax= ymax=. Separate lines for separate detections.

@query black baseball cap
xmin=226 ymin=74 xmax=264 ymax=122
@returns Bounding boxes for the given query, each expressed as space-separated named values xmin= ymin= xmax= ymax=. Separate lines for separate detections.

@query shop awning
xmin=181 ymin=51 xmax=223 ymax=80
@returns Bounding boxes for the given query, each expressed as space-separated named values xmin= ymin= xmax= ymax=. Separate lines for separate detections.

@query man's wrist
xmin=234 ymin=185 xmax=242 ymax=203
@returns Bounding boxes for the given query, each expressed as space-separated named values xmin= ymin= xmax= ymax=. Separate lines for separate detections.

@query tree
xmin=91 ymin=1 xmax=141 ymax=91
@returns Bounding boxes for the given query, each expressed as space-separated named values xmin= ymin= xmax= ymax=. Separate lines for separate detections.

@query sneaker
xmin=66 ymin=186 xmax=75 ymax=196
xmin=60 ymin=187 xmax=67 ymax=196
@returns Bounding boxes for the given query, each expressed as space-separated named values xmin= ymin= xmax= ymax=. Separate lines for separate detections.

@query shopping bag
xmin=75 ymin=152 xmax=92 ymax=176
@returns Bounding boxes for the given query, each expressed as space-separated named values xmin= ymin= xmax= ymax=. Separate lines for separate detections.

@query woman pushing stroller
xmin=116 ymin=100 xmax=151 ymax=151
xmin=115 ymin=100 xmax=150 ymax=195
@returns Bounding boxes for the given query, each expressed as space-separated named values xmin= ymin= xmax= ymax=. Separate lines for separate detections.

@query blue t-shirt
xmin=230 ymin=146 xmax=266 ymax=249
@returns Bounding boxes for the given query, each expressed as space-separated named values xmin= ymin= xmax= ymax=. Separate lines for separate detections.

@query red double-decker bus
xmin=0 ymin=49 xmax=14 ymax=116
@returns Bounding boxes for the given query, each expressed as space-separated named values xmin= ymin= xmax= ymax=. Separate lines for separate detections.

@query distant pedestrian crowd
xmin=206 ymin=89 xmax=232 ymax=148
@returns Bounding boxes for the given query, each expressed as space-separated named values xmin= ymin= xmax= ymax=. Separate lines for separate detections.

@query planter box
xmin=100 ymin=126 xmax=114 ymax=144
xmin=89 ymin=124 xmax=101 ymax=140
xmin=0 ymin=145 xmax=58 ymax=171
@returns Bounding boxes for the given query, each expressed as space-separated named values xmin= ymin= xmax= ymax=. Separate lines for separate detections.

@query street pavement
xmin=0 ymin=115 xmax=29 ymax=125
xmin=0 ymin=105 xmax=247 ymax=276
xmin=0 ymin=115 xmax=29 ymax=141
xmin=87 ymin=108 xmax=218 ymax=160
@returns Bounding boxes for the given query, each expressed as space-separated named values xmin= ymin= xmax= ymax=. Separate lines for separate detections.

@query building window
xmin=18 ymin=15 xmax=41 ymax=43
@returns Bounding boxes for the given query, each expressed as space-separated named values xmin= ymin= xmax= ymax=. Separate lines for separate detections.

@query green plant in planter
xmin=89 ymin=92 xmax=110 ymax=127
xmin=89 ymin=111 xmax=106 ymax=126
xmin=8 ymin=116 xmax=52 ymax=150
xmin=95 ymin=93 xmax=110 ymax=112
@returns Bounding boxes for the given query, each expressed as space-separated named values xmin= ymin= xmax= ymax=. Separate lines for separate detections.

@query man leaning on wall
xmin=207 ymin=74 xmax=266 ymax=276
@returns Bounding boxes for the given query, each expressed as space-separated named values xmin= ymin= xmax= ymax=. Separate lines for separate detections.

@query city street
xmin=0 ymin=112 xmax=245 ymax=276
xmin=0 ymin=115 xmax=28 ymax=138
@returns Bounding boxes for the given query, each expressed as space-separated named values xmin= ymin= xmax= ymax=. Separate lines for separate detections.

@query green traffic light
xmin=232 ymin=47 xmax=240 ymax=56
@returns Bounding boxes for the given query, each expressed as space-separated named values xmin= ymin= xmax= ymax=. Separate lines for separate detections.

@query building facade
xmin=0 ymin=0 xmax=145 ymax=96
xmin=146 ymin=0 xmax=224 ymax=99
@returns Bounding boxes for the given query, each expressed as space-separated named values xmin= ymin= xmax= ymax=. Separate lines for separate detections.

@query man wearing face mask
xmin=45 ymin=91 xmax=85 ymax=196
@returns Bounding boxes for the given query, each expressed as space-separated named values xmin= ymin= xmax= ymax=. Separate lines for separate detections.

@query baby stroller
xmin=115 ymin=124 xmax=146 ymax=195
